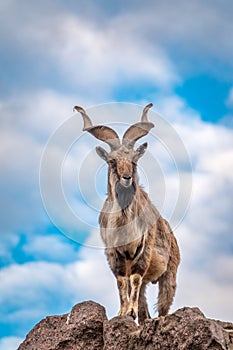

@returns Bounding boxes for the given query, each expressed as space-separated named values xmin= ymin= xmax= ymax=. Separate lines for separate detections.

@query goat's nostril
xmin=123 ymin=175 xmax=131 ymax=180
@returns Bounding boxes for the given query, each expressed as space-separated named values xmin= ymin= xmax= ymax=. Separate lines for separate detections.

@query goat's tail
xmin=157 ymin=233 xmax=180 ymax=316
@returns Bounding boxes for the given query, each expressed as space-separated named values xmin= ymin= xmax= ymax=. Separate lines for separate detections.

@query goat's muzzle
xmin=121 ymin=174 xmax=132 ymax=187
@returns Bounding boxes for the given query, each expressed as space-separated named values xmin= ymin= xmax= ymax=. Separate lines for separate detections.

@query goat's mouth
xmin=120 ymin=179 xmax=132 ymax=188
xmin=115 ymin=181 xmax=136 ymax=210
xmin=120 ymin=175 xmax=132 ymax=188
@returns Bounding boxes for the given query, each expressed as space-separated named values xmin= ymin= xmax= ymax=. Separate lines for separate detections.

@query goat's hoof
xmin=126 ymin=309 xmax=137 ymax=320
xmin=118 ymin=309 xmax=128 ymax=316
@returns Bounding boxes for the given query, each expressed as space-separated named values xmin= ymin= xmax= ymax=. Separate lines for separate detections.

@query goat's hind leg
xmin=138 ymin=282 xmax=150 ymax=324
xmin=157 ymin=271 xmax=176 ymax=316
xmin=157 ymin=236 xmax=180 ymax=316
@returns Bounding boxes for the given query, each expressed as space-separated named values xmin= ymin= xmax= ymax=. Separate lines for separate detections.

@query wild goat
xmin=75 ymin=103 xmax=180 ymax=324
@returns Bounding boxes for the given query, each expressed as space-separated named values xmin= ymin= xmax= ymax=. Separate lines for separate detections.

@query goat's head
xmin=74 ymin=104 xmax=154 ymax=208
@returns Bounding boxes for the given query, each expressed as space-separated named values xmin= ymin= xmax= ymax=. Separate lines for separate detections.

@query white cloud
xmin=0 ymin=126 xmax=43 ymax=233
xmin=0 ymin=1 xmax=179 ymax=97
xmin=0 ymin=90 xmax=82 ymax=140
xmin=0 ymin=240 xmax=118 ymax=330
xmin=176 ymin=264 xmax=233 ymax=322
xmin=155 ymin=95 xmax=201 ymax=125
xmin=0 ymin=337 xmax=23 ymax=350
xmin=0 ymin=262 xmax=70 ymax=307
xmin=22 ymin=235 xmax=79 ymax=262
xmin=33 ymin=15 xmax=178 ymax=91
xmin=1 ymin=0 xmax=233 ymax=102
xmin=118 ymin=1 xmax=233 ymax=77
xmin=68 ymin=245 xmax=118 ymax=317
xmin=0 ymin=90 xmax=93 ymax=236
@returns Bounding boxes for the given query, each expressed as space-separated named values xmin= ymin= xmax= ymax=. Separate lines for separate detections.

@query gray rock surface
xmin=18 ymin=301 xmax=233 ymax=350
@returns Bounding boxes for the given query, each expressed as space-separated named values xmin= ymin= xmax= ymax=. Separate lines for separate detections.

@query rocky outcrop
xmin=18 ymin=301 xmax=233 ymax=350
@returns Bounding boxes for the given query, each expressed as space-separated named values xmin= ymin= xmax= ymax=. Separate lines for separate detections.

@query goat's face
xmin=96 ymin=144 xmax=147 ymax=188
xmin=96 ymin=145 xmax=147 ymax=209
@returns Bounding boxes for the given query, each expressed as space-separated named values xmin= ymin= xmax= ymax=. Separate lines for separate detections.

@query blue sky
xmin=1 ymin=1 xmax=233 ymax=349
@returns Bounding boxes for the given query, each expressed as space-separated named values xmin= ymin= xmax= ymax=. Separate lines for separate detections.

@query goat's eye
xmin=109 ymin=159 xmax=116 ymax=165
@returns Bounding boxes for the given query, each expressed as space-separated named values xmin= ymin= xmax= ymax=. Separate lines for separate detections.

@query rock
xmin=138 ymin=307 xmax=229 ymax=350
xmin=18 ymin=301 xmax=107 ymax=350
xmin=18 ymin=302 xmax=233 ymax=350
xmin=103 ymin=315 xmax=139 ymax=349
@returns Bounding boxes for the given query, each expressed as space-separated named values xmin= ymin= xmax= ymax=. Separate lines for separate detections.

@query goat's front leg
xmin=127 ymin=229 xmax=155 ymax=320
xmin=110 ymin=249 xmax=129 ymax=316
xmin=126 ymin=274 xmax=142 ymax=319
xmin=117 ymin=275 xmax=129 ymax=316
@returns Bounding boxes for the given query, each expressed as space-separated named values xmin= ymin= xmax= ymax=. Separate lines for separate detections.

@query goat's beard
xmin=115 ymin=181 xmax=136 ymax=210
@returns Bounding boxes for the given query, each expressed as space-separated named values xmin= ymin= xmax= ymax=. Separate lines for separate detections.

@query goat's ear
xmin=96 ymin=146 xmax=109 ymax=162
xmin=134 ymin=142 xmax=148 ymax=161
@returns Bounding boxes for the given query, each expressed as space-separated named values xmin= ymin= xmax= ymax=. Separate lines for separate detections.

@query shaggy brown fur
xmin=75 ymin=104 xmax=180 ymax=323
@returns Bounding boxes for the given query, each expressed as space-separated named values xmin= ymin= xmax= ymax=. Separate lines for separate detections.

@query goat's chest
xmin=116 ymin=235 xmax=144 ymax=260
xmin=100 ymin=210 xmax=145 ymax=249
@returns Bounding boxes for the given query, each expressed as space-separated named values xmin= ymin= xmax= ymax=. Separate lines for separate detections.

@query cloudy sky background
xmin=1 ymin=1 xmax=233 ymax=349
